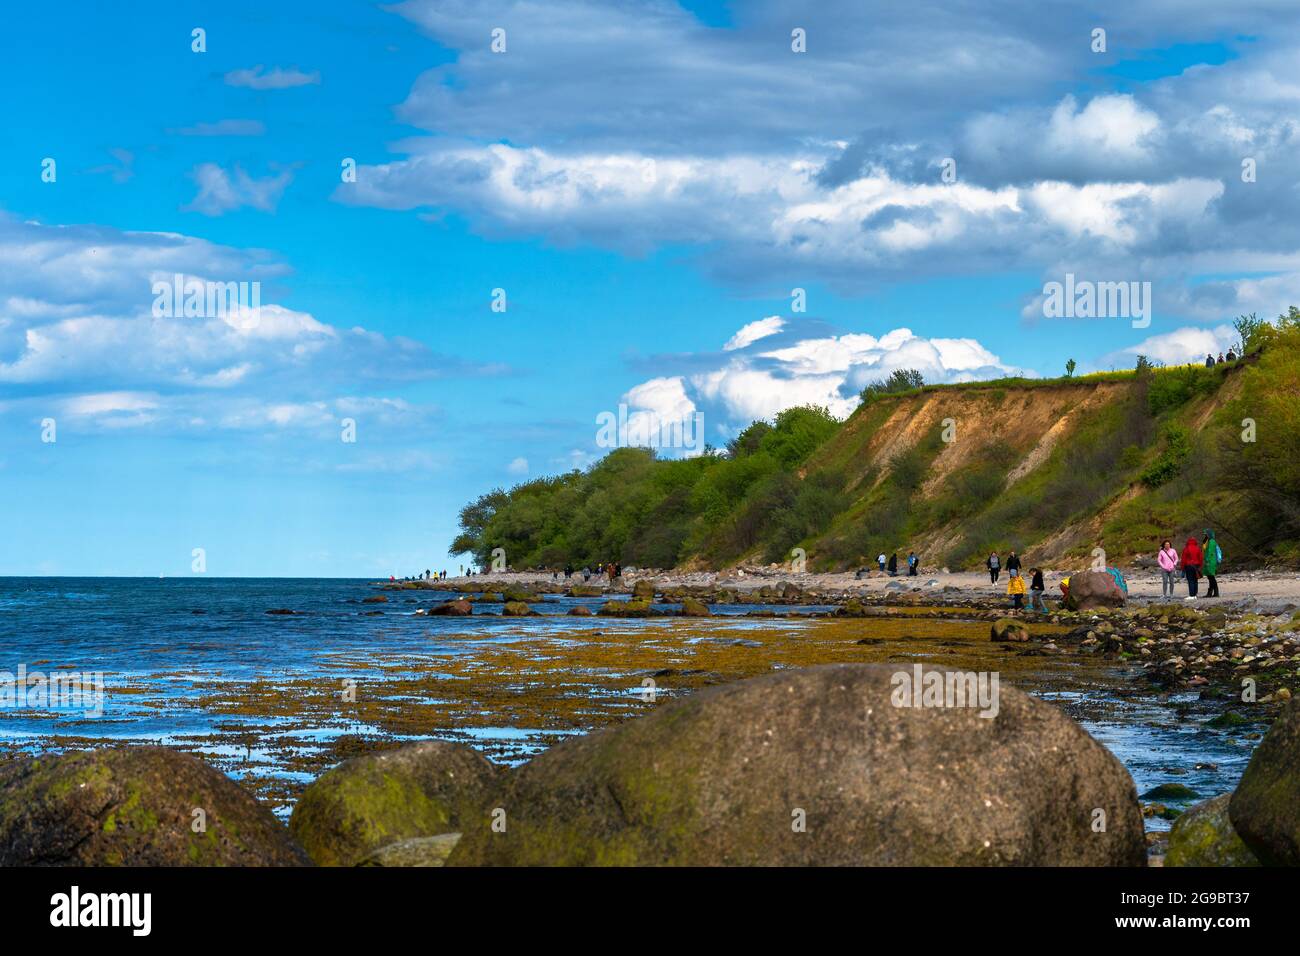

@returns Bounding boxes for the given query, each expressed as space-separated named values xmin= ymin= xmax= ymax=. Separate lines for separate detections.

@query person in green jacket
xmin=1201 ymin=528 xmax=1222 ymax=597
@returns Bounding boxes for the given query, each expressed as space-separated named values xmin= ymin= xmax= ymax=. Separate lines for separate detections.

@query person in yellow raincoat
xmin=1006 ymin=568 xmax=1027 ymax=609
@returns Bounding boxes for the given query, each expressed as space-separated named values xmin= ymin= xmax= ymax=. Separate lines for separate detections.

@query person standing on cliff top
xmin=987 ymin=551 xmax=1001 ymax=584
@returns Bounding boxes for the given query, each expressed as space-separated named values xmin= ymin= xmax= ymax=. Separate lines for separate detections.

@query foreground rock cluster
xmin=3 ymin=661 xmax=1295 ymax=866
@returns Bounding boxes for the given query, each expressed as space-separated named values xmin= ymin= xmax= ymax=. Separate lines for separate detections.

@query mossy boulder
xmin=568 ymin=585 xmax=603 ymax=598
xmin=1166 ymin=795 xmax=1259 ymax=867
xmin=289 ymin=741 xmax=501 ymax=867
xmin=631 ymin=579 xmax=657 ymax=601
xmin=447 ymin=663 xmax=1145 ymax=866
xmin=990 ymin=618 xmax=1030 ymax=642
xmin=501 ymin=588 xmax=541 ymax=604
xmin=1141 ymin=782 xmax=1199 ymax=800
xmin=598 ymin=600 xmax=653 ymax=618
xmin=0 ymin=746 xmax=310 ymax=866
xmin=356 ymin=833 xmax=462 ymax=867
xmin=680 ymin=597 xmax=710 ymax=617
xmin=502 ymin=601 xmax=533 ymax=616
xmin=1230 ymin=697 xmax=1300 ymax=865
xmin=568 ymin=605 xmax=593 ymax=616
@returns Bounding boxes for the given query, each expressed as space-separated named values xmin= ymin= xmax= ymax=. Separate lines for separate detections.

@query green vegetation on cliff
xmin=452 ymin=313 xmax=1300 ymax=571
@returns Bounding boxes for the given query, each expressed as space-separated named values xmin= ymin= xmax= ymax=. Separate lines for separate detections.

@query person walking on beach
xmin=1006 ymin=551 xmax=1021 ymax=575
xmin=907 ymin=552 xmax=918 ymax=576
xmin=1201 ymin=529 xmax=1222 ymax=597
xmin=887 ymin=553 xmax=898 ymax=576
xmin=987 ymin=551 xmax=1001 ymax=584
xmin=1006 ymin=568 xmax=1026 ymax=609
xmin=1028 ymin=567 xmax=1047 ymax=612
xmin=1181 ymin=536 xmax=1203 ymax=599
xmin=877 ymin=552 xmax=887 ymax=572
xmin=1157 ymin=539 xmax=1179 ymax=597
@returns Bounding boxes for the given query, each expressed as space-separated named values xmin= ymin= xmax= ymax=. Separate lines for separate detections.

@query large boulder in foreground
xmin=1066 ymin=569 xmax=1127 ymax=611
xmin=356 ymin=834 xmax=462 ymax=867
xmin=1230 ymin=697 xmax=1300 ymax=865
xmin=289 ymin=741 xmax=501 ymax=867
xmin=448 ymin=664 xmax=1145 ymax=866
xmin=0 ymin=747 xmax=309 ymax=866
xmin=1166 ymin=794 xmax=1259 ymax=867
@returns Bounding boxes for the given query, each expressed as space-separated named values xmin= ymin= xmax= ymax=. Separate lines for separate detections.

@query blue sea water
xmin=0 ymin=577 xmax=1254 ymax=827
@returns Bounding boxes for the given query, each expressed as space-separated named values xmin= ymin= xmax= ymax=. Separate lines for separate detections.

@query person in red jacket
xmin=1180 ymin=536 xmax=1203 ymax=599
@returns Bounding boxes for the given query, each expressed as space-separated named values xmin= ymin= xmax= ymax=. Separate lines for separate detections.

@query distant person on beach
xmin=1202 ymin=529 xmax=1222 ymax=597
xmin=877 ymin=552 xmax=887 ymax=572
xmin=1157 ymin=539 xmax=1179 ymax=597
xmin=907 ymin=552 xmax=918 ymax=576
xmin=1007 ymin=568 xmax=1026 ymax=609
xmin=1006 ymin=551 xmax=1021 ymax=575
xmin=1028 ymin=567 xmax=1047 ymax=612
xmin=887 ymin=553 xmax=897 ymax=576
xmin=1181 ymin=536 xmax=1203 ymax=599
xmin=987 ymin=551 xmax=1001 ymax=584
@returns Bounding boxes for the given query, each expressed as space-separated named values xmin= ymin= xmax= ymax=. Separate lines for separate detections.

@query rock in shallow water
xmin=447 ymin=663 xmax=1146 ymax=867
xmin=289 ymin=741 xmax=501 ymax=867
xmin=1230 ymin=696 xmax=1300 ymax=865
xmin=0 ymin=746 xmax=311 ymax=866
xmin=1166 ymin=795 xmax=1258 ymax=867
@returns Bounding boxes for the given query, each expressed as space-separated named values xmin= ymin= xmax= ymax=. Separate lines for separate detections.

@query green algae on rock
xmin=1229 ymin=696 xmax=1300 ymax=865
xmin=289 ymin=741 xmax=502 ymax=867
xmin=0 ymin=746 xmax=310 ymax=866
xmin=1165 ymin=795 xmax=1259 ymax=867
xmin=447 ymin=663 xmax=1146 ymax=867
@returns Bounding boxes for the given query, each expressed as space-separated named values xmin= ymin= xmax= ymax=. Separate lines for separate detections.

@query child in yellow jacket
xmin=1006 ymin=569 xmax=1027 ymax=609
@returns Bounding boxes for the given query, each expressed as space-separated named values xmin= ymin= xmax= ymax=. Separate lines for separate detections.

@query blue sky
xmin=2 ymin=0 xmax=1297 ymax=576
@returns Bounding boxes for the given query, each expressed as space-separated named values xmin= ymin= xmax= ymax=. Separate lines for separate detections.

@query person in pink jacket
xmin=1157 ymin=539 xmax=1180 ymax=598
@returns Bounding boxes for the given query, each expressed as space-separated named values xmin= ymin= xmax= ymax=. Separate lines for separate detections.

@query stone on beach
xmin=356 ymin=833 xmax=462 ymax=867
xmin=0 ymin=746 xmax=311 ymax=866
xmin=447 ymin=663 xmax=1146 ymax=866
xmin=289 ymin=741 xmax=502 ymax=867
xmin=680 ymin=597 xmax=711 ymax=617
xmin=1065 ymin=569 xmax=1127 ymax=611
xmin=990 ymin=618 xmax=1030 ymax=642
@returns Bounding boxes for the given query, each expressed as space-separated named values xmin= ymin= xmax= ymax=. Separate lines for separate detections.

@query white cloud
xmin=724 ymin=316 xmax=784 ymax=351
xmin=183 ymin=163 xmax=295 ymax=216
xmin=224 ymin=65 xmax=320 ymax=90
xmin=507 ymin=456 xmax=529 ymax=475
xmin=620 ymin=319 xmax=1029 ymax=431
xmin=173 ymin=119 xmax=266 ymax=137
xmin=1107 ymin=324 xmax=1239 ymax=366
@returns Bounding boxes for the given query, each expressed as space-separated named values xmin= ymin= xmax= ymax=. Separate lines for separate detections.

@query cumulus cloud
xmin=0 ymin=215 xmax=503 ymax=435
xmin=183 ymin=163 xmax=296 ymax=216
xmin=616 ymin=317 xmax=1029 ymax=439
xmin=338 ymin=0 xmax=1300 ymax=322
xmin=724 ymin=316 xmax=784 ymax=351
xmin=224 ymin=65 xmax=320 ymax=90
xmin=1105 ymin=324 xmax=1240 ymax=367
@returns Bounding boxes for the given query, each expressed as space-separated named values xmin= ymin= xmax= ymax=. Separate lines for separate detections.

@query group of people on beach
xmin=986 ymin=551 xmax=1050 ymax=612
xmin=874 ymin=552 xmax=920 ymax=576
xmin=1158 ymin=530 xmax=1223 ymax=599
